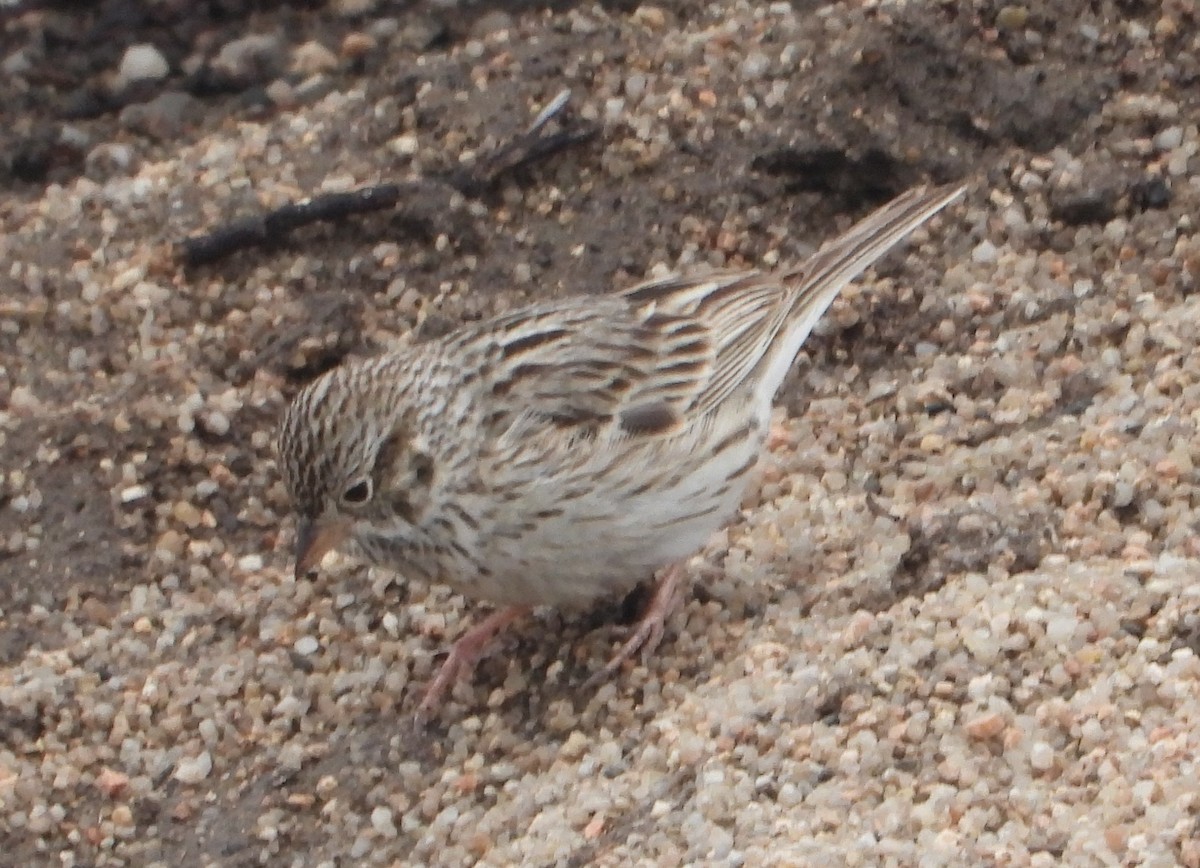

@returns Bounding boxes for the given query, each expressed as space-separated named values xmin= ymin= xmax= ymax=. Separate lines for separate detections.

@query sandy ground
xmin=3 ymin=0 xmax=1200 ymax=865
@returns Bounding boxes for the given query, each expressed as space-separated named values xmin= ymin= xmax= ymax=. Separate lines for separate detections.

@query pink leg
xmin=416 ymin=605 xmax=530 ymax=722
xmin=586 ymin=562 xmax=686 ymax=687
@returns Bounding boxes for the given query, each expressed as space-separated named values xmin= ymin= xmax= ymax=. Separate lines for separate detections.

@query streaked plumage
xmin=277 ymin=183 xmax=964 ymax=713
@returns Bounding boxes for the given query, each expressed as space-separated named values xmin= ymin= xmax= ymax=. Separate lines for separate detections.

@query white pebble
xmin=388 ymin=134 xmax=419 ymax=156
xmin=741 ymin=52 xmax=770 ymax=79
xmin=1045 ymin=613 xmax=1078 ymax=645
xmin=1153 ymin=126 xmax=1183 ymax=151
xmin=10 ymin=385 xmax=39 ymax=411
xmin=117 ymin=44 xmax=170 ymax=88
xmin=201 ymin=411 xmax=230 ymax=436
xmin=1029 ymin=742 xmax=1054 ymax=771
xmin=120 ymin=485 xmax=149 ymax=504
xmin=371 ymin=806 xmax=397 ymax=837
xmin=971 ymin=240 xmax=998 ymax=264
xmin=173 ymin=752 xmax=213 ymax=784
xmin=294 ymin=636 xmax=320 ymax=655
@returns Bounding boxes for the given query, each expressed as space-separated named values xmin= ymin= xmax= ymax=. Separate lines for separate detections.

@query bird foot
xmin=585 ymin=562 xmax=685 ymax=688
xmin=415 ymin=605 xmax=530 ymax=723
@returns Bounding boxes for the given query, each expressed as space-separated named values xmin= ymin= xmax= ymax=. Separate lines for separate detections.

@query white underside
xmin=445 ymin=398 xmax=768 ymax=607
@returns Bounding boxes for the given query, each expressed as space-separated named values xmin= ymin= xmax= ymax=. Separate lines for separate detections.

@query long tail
xmin=756 ymin=182 xmax=966 ymax=405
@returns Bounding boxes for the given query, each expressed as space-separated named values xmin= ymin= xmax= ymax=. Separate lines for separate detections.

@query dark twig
xmin=178 ymin=89 xmax=598 ymax=267
xmin=180 ymin=184 xmax=404 ymax=266
xmin=447 ymin=88 xmax=598 ymax=195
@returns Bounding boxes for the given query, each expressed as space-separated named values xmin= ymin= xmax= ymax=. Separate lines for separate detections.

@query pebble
xmin=291 ymin=41 xmax=339 ymax=76
xmin=1153 ymin=126 xmax=1183 ymax=151
xmin=115 ymin=44 xmax=170 ymax=91
xmin=173 ymin=752 xmax=213 ymax=784
xmin=294 ymin=636 xmax=320 ymax=655
xmin=85 ymin=142 xmax=137 ymax=179
xmin=971 ymin=239 xmax=998 ymax=264
xmin=119 ymin=91 xmax=204 ymax=139
xmin=340 ymin=32 xmax=378 ymax=61
xmin=1029 ymin=743 xmax=1055 ymax=772
xmin=371 ymin=806 xmax=398 ymax=837
xmin=238 ymin=554 xmax=264 ymax=571
xmin=213 ymin=33 xmax=285 ymax=84
xmin=332 ymin=0 xmax=381 ymax=15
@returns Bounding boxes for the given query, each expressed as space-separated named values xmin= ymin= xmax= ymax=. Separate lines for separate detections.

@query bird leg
xmin=416 ymin=604 xmax=530 ymax=721
xmin=587 ymin=562 xmax=686 ymax=687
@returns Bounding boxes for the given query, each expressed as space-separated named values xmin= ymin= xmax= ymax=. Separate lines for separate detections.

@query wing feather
xmin=455 ymin=183 xmax=964 ymax=440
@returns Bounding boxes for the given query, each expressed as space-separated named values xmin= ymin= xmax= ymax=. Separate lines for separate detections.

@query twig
xmin=447 ymin=88 xmax=597 ymax=195
xmin=178 ymin=89 xmax=598 ymax=267
xmin=180 ymin=184 xmax=404 ymax=266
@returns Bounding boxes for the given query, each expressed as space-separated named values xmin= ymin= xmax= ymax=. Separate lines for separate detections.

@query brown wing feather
xmin=461 ymin=295 xmax=719 ymax=438
xmin=459 ymin=183 xmax=963 ymax=440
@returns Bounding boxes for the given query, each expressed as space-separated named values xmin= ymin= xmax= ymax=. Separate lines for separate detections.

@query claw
xmin=414 ymin=605 xmax=530 ymax=724
xmin=585 ymin=562 xmax=685 ymax=688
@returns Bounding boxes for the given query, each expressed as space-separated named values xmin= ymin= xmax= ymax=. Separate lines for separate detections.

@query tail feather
xmin=755 ymin=183 xmax=966 ymax=405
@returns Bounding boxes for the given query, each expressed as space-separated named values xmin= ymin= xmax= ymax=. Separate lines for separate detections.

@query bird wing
xmin=463 ymin=183 xmax=964 ymax=439
xmin=464 ymin=291 xmax=726 ymax=438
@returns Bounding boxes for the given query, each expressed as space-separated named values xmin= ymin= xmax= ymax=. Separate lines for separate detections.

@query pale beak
xmin=293 ymin=518 xmax=350 ymax=579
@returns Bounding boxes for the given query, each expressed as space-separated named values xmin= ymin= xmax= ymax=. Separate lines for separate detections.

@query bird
xmin=277 ymin=182 xmax=965 ymax=718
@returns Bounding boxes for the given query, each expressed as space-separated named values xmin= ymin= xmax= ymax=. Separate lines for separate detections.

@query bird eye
xmin=342 ymin=480 xmax=372 ymax=504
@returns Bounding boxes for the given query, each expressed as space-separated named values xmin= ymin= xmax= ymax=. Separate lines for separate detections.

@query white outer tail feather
xmin=754 ymin=183 xmax=967 ymax=410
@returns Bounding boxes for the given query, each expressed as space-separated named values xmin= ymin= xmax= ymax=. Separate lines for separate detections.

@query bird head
xmin=277 ymin=363 xmax=436 ymax=578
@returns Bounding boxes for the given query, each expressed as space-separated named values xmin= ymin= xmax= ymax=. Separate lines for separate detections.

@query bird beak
xmin=293 ymin=519 xmax=350 ymax=579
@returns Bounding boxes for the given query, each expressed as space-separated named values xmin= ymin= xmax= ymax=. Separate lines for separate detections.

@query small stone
xmin=155 ymin=530 xmax=187 ymax=559
xmin=116 ymin=44 xmax=170 ymax=90
xmin=340 ymin=32 xmax=377 ymax=60
xmin=1111 ymin=481 xmax=1136 ymax=509
xmin=174 ymin=752 xmax=213 ymax=784
xmin=1029 ymin=742 xmax=1055 ymax=771
xmin=560 ymin=730 xmax=590 ymax=760
xmin=624 ymin=73 xmax=647 ymax=100
xmin=741 ymin=52 xmax=770 ymax=79
xmin=965 ymin=712 xmax=1006 ymax=740
xmin=388 ymin=134 xmax=419 ymax=156
xmin=333 ymin=0 xmax=380 ymax=14
xmin=1045 ymin=613 xmax=1078 ymax=645
xmin=10 ymin=385 xmax=39 ymax=412
xmin=119 ymin=91 xmax=204 ymax=140
xmin=292 ymin=41 xmax=339 ymax=76
xmin=95 ymin=768 xmax=130 ymax=798
xmin=1153 ymin=126 xmax=1183 ymax=151
xmin=370 ymin=806 xmax=397 ymax=837
xmin=1049 ymin=187 xmax=1117 ymax=226
xmin=996 ymin=5 xmax=1028 ymax=30
xmin=2 ymin=48 xmax=33 ymax=76
xmin=294 ymin=636 xmax=320 ymax=655
xmin=294 ymin=75 xmax=335 ymax=105
xmin=172 ymin=501 xmax=203 ymax=528
xmin=1155 ymin=16 xmax=1178 ymax=40
xmin=199 ymin=410 xmax=230 ymax=437
xmin=265 ymin=78 xmax=296 ymax=108
xmin=632 ymin=6 xmax=666 ymax=28
xmin=120 ymin=485 xmax=149 ymax=504
xmin=971 ymin=240 xmax=998 ymax=264
xmin=399 ymin=18 xmax=446 ymax=52
xmin=85 ymin=143 xmax=137 ymax=179
xmin=111 ymin=804 xmax=134 ymax=829
xmin=213 ymin=33 xmax=285 ymax=84
xmin=471 ymin=11 xmax=515 ymax=39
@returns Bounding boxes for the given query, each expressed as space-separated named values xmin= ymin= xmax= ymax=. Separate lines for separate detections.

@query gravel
xmin=2 ymin=0 xmax=1200 ymax=865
